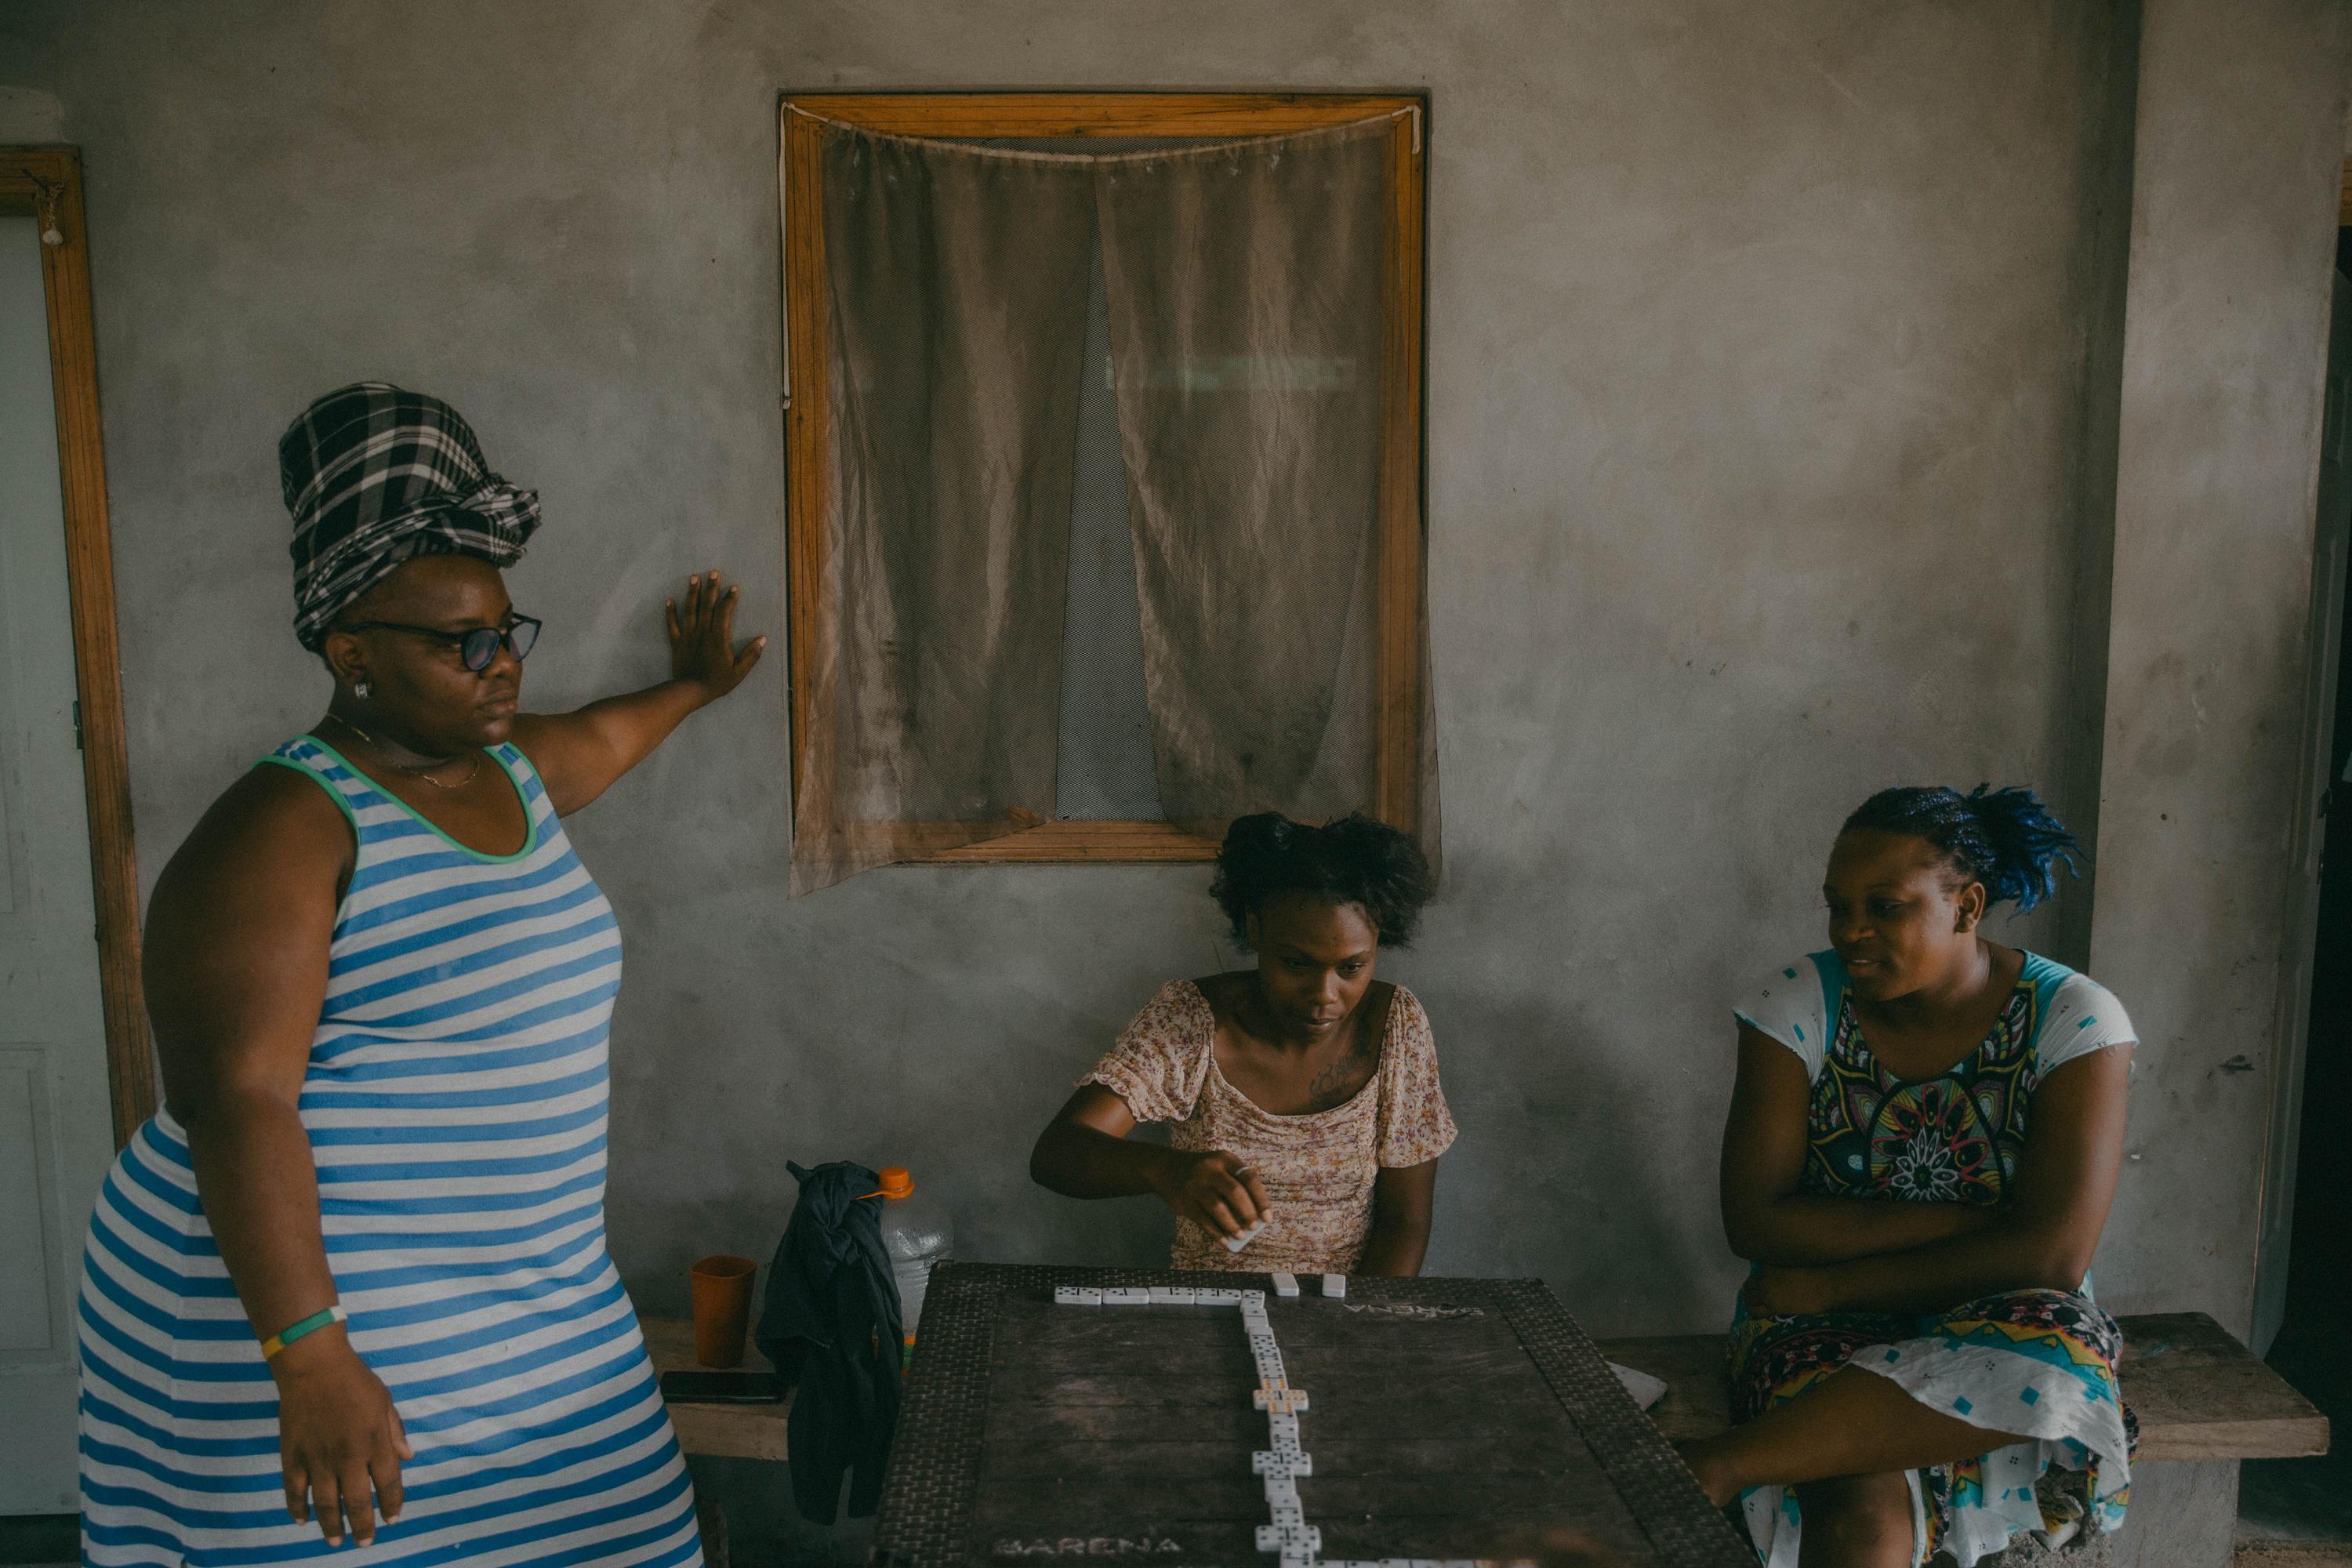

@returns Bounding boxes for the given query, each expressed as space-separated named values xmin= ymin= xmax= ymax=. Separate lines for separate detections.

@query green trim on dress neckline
xmin=292 ymin=732 xmax=541 ymax=863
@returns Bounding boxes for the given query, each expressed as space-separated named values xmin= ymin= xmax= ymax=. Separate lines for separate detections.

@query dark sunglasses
xmin=343 ymin=615 xmax=542 ymax=672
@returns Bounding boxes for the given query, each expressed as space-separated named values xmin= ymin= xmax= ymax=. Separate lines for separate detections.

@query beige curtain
xmin=790 ymin=128 xmax=1094 ymax=895
xmin=789 ymin=116 xmax=1430 ymax=893
xmin=1093 ymin=120 xmax=1395 ymax=838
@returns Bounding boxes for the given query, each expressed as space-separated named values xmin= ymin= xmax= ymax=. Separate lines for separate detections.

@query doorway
xmin=0 ymin=147 xmax=146 ymax=1522
xmin=2238 ymin=235 xmax=2352 ymax=1551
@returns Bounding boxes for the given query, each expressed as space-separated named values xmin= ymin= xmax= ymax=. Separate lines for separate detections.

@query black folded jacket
xmin=753 ymin=1159 xmax=906 ymax=1522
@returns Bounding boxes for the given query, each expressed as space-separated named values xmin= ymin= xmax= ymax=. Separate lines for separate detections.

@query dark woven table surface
xmin=869 ymin=1262 xmax=1748 ymax=1568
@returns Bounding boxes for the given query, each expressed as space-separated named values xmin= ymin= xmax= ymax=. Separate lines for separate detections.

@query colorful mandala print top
xmin=1806 ymin=974 xmax=2038 ymax=1205
xmin=1737 ymin=949 xmax=2136 ymax=1196
xmin=1727 ymin=951 xmax=2140 ymax=1568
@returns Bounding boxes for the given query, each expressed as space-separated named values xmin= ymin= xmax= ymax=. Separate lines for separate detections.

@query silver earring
xmin=354 ymin=680 xmax=372 ymax=700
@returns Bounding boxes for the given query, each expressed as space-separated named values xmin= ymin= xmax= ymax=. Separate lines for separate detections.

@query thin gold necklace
xmin=325 ymin=713 xmax=483 ymax=790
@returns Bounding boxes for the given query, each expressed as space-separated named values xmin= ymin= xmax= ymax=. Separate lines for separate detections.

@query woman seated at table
xmin=1682 ymin=785 xmax=2138 ymax=1568
xmin=1030 ymin=812 xmax=1454 ymax=1275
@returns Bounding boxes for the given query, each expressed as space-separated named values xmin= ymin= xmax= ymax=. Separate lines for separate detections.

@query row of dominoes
xmin=1245 ymin=1304 xmax=1313 ymax=1564
xmin=1054 ymin=1285 xmax=1269 ymax=1306
xmin=1049 ymin=1276 xmax=1352 ymax=1566
xmin=1049 ymin=1276 xmax=1347 ymax=1308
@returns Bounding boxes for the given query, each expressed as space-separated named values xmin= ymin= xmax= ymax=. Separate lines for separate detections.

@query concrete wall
xmin=2090 ymin=0 xmax=2347 ymax=1343
xmin=2 ymin=0 xmax=2336 ymax=1336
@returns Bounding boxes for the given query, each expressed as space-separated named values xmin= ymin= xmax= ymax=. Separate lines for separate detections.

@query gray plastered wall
xmin=1 ymin=0 xmax=2343 ymax=1339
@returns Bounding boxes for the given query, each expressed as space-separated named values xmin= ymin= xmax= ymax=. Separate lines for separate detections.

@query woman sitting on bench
xmin=1684 ymin=786 xmax=2138 ymax=1568
xmin=1029 ymin=812 xmax=1454 ymax=1276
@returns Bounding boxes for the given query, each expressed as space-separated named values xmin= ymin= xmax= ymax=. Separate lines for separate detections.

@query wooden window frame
xmin=1 ymin=147 xmax=151 ymax=1144
xmin=779 ymin=92 xmax=1428 ymax=865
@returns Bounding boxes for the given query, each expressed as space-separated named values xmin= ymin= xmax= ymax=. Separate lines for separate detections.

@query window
xmin=779 ymin=93 xmax=1429 ymax=891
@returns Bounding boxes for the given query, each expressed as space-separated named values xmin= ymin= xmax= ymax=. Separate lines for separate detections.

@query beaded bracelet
xmin=260 ymin=1304 xmax=346 ymax=1360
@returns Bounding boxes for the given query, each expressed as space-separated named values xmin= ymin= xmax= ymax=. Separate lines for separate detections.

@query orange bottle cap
xmin=876 ymin=1166 xmax=914 ymax=1200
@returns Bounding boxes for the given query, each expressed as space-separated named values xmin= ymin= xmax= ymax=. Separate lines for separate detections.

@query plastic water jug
xmin=875 ymin=1165 xmax=953 ymax=1368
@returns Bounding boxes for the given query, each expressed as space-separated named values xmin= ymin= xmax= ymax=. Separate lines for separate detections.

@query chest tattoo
xmin=1303 ymin=1044 xmax=1371 ymax=1112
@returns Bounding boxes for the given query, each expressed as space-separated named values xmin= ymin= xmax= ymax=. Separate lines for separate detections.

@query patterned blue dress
xmin=1728 ymin=949 xmax=2139 ymax=1568
xmin=77 ymin=735 xmax=701 ymax=1567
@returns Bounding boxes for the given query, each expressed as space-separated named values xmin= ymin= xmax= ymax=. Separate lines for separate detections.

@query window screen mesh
xmin=1054 ymin=235 xmax=1164 ymax=819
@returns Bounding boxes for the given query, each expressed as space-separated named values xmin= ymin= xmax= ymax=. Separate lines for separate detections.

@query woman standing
xmin=1684 ymin=786 xmax=2138 ymax=1568
xmin=78 ymin=384 xmax=764 ymax=1565
xmin=1030 ymin=813 xmax=1454 ymax=1275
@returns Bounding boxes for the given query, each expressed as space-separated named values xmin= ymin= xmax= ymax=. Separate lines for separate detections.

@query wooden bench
xmin=1596 ymin=1312 xmax=2327 ymax=1568
xmin=1594 ymin=1312 xmax=2327 ymax=1463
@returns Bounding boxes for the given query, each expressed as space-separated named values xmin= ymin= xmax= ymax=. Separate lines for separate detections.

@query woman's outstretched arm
xmin=1031 ymin=1084 xmax=1271 ymax=1243
xmin=1721 ymin=1023 xmax=1992 ymax=1265
xmin=1747 ymin=1044 xmax=2133 ymax=1316
xmin=510 ymin=569 xmax=765 ymax=816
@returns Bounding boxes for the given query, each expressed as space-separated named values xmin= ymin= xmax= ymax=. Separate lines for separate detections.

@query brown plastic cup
xmin=688 ymin=1254 xmax=758 ymax=1367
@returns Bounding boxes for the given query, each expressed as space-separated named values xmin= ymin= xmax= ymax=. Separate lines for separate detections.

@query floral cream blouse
xmin=1080 ymin=979 xmax=1457 ymax=1272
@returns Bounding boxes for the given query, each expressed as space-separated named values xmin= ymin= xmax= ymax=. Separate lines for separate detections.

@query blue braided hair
xmin=1839 ymin=784 xmax=2083 ymax=913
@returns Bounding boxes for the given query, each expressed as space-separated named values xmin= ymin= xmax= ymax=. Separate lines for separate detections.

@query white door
xmin=0 ymin=211 xmax=118 ymax=1512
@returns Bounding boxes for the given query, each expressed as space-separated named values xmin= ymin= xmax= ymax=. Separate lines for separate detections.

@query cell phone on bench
xmin=659 ymin=1369 xmax=786 ymax=1404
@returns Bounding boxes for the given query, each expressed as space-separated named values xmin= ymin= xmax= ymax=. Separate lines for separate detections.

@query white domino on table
xmin=1272 ymin=1271 xmax=1301 ymax=1297
xmin=1256 ymin=1524 xmax=1320 ymax=1553
xmin=1225 ymin=1206 xmax=1275 ymax=1253
xmin=1053 ymin=1285 xmax=1102 ymax=1305
xmin=1102 ymin=1287 xmax=1150 ymax=1306
xmin=1322 ymin=1273 xmax=1346 ymax=1299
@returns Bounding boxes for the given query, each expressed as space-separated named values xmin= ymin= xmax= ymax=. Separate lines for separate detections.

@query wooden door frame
xmin=778 ymin=92 xmax=1428 ymax=865
xmin=1 ymin=146 xmax=151 ymax=1146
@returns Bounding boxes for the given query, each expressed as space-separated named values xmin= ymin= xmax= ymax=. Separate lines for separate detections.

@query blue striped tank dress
xmin=77 ymin=735 xmax=702 ymax=1567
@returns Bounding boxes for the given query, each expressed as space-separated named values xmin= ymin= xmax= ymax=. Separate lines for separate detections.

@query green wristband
xmin=260 ymin=1304 xmax=346 ymax=1359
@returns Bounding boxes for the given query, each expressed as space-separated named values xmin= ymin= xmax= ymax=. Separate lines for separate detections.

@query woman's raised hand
xmin=272 ymin=1332 xmax=412 ymax=1548
xmin=1149 ymin=1149 xmax=1271 ymax=1240
xmin=666 ymin=570 xmax=767 ymax=704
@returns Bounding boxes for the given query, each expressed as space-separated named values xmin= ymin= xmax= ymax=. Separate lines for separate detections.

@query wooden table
xmin=867 ymin=1263 xmax=1749 ymax=1568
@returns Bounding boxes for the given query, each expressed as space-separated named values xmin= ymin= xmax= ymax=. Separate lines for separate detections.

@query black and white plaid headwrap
xmin=281 ymin=382 xmax=541 ymax=649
